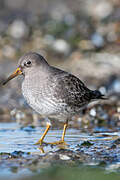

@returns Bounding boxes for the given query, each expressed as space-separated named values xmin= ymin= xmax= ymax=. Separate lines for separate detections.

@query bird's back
xmin=48 ymin=67 xmax=97 ymax=115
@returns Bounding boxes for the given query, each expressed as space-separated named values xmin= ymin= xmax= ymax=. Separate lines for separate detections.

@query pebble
xmin=94 ymin=1 xmax=113 ymax=19
xmin=9 ymin=20 xmax=29 ymax=39
xmin=59 ymin=154 xmax=71 ymax=160
xmin=87 ymin=0 xmax=113 ymax=19
xmin=52 ymin=39 xmax=70 ymax=55
xmin=91 ymin=32 xmax=104 ymax=48
xmin=107 ymin=78 xmax=120 ymax=94
xmin=89 ymin=108 xmax=96 ymax=117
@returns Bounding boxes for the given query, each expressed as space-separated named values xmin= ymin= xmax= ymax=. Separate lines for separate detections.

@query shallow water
xmin=0 ymin=122 xmax=120 ymax=153
xmin=0 ymin=122 xmax=120 ymax=179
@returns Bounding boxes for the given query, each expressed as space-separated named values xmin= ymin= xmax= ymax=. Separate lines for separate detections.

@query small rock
xmin=59 ymin=154 xmax=71 ymax=160
xmin=90 ymin=108 xmax=96 ymax=117
xmin=80 ymin=141 xmax=93 ymax=147
xmin=52 ymin=39 xmax=70 ymax=55
xmin=87 ymin=0 xmax=113 ymax=19
xmin=9 ymin=19 xmax=29 ymax=39
xmin=91 ymin=32 xmax=104 ymax=48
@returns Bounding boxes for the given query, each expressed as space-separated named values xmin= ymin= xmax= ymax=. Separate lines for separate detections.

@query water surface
xmin=0 ymin=122 xmax=120 ymax=180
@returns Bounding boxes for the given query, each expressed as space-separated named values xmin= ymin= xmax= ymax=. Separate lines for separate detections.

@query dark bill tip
xmin=2 ymin=67 xmax=22 ymax=86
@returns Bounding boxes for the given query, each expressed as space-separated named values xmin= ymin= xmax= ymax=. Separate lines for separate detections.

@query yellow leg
xmin=35 ymin=123 xmax=51 ymax=145
xmin=47 ymin=122 xmax=68 ymax=145
xmin=61 ymin=123 xmax=68 ymax=141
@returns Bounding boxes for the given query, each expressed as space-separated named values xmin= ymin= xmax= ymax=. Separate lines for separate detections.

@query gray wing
xmin=50 ymin=67 xmax=92 ymax=109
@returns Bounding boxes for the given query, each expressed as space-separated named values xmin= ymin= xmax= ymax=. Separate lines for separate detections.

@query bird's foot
xmin=34 ymin=139 xmax=48 ymax=146
xmin=38 ymin=147 xmax=45 ymax=153
xmin=35 ymin=139 xmax=67 ymax=146
xmin=47 ymin=140 xmax=67 ymax=146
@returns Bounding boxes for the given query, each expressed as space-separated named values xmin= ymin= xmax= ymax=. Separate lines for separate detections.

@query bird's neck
xmin=24 ymin=67 xmax=50 ymax=85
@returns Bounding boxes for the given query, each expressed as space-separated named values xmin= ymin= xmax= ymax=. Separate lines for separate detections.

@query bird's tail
xmin=91 ymin=90 xmax=108 ymax=100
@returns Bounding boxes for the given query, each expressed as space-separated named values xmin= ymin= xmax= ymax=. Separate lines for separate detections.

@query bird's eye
xmin=27 ymin=61 xmax=31 ymax=65
xmin=24 ymin=61 xmax=32 ymax=67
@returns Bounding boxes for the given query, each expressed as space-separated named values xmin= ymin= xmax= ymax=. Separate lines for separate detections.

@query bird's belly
xmin=22 ymin=87 xmax=66 ymax=116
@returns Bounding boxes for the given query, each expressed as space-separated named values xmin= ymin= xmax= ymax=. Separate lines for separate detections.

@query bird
xmin=3 ymin=52 xmax=106 ymax=145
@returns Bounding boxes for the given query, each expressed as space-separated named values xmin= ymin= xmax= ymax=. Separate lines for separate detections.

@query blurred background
xmin=0 ymin=1 xmax=120 ymax=179
xmin=0 ymin=0 xmax=120 ymax=127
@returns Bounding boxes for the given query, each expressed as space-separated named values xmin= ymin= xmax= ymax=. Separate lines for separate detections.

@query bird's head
xmin=3 ymin=52 xmax=49 ymax=85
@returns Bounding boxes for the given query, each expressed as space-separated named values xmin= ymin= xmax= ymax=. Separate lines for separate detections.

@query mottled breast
xmin=22 ymin=77 xmax=67 ymax=116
